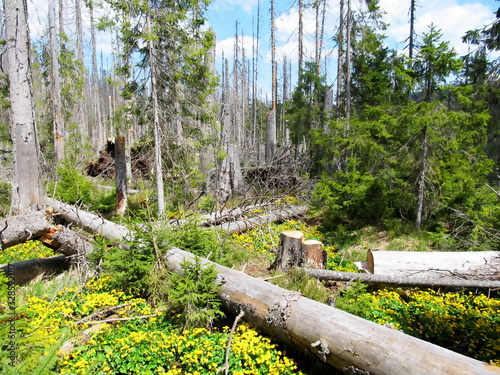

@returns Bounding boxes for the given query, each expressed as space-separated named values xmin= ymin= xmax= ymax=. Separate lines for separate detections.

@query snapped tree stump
xmin=271 ymin=231 xmax=326 ymax=270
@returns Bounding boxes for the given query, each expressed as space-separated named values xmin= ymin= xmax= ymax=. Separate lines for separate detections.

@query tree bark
xmin=364 ymin=249 xmax=499 ymax=278
xmin=270 ymin=230 xmax=304 ymax=271
xmin=303 ymin=239 xmax=326 ymax=269
xmin=305 ymin=268 xmax=500 ymax=289
xmin=115 ymin=135 xmax=127 ymax=215
xmin=215 ymin=206 xmax=310 ymax=234
xmin=164 ymin=247 xmax=500 ymax=375
xmin=6 ymin=0 xmax=44 ymax=212
xmin=39 ymin=225 xmax=94 ymax=256
xmin=0 ymin=210 xmax=51 ymax=249
xmin=45 ymin=197 xmax=132 ymax=242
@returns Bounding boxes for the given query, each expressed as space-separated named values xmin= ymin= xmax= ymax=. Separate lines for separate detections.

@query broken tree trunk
xmin=362 ymin=249 xmax=499 ymax=278
xmin=0 ymin=255 xmax=69 ymax=285
xmin=215 ymin=206 xmax=310 ymax=234
xmin=0 ymin=209 xmax=51 ymax=249
xmin=271 ymin=230 xmax=304 ymax=271
xmin=45 ymin=197 xmax=131 ymax=242
xmin=39 ymin=225 xmax=94 ymax=256
xmin=303 ymin=239 xmax=326 ymax=269
xmin=271 ymin=231 xmax=326 ymax=271
xmin=304 ymin=269 xmax=500 ymax=289
xmin=164 ymin=247 xmax=500 ymax=375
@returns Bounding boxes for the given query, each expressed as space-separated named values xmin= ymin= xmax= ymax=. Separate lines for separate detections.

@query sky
xmin=207 ymin=0 xmax=500 ymax=96
xmin=26 ymin=0 xmax=500 ymax=98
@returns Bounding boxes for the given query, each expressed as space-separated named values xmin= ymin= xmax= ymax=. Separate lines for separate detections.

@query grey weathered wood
xmin=305 ymin=268 xmax=500 ymax=289
xmin=165 ymin=247 xmax=500 ymax=375
xmin=215 ymin=206 xmax=310 ymax=234
xmin=364 ymin=249 xmax=499 ymax=277
xmin=39 ymin=225 xmax=94 ymax=256
xmin=0 ymin=210 xmax=51 ymax=249
xmin=270 ymin=230 xmax=304 ymax=271
xmin=45 ymin=198 xmax=132 ymax=242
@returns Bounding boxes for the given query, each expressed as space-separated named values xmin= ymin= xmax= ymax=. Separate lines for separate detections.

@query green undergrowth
xmin=335 ymin=282 xmax=500 ymax=364
xmin=0 ymin=241 xmax=56 ymax=264
xmin=0 ymin=272 xmax=303 ymax=374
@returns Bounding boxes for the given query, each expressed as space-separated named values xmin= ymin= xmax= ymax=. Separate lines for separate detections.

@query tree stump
xmin=303 ymin=240 xmax=326 ymax=269
xmin=270 ymin=231 xmax=327 ymax=270
xmin=270 ymin=230 xmax=304 ymax=271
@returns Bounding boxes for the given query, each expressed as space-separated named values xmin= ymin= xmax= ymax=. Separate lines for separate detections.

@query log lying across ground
xmin=305 ymin=268 xmax=500 ymax=289
xmin=362 ymin=249 xmax=500 ymax=278
xmin=0 ymin=208 xmax=51 ymax=249
xmin=45 ymin=198 xmax=131 ymax=242
xmin=0 ymin=255 xmax=69 ymax=285
xmin=165 ymin=247 xmax=500 ymax=375
xmin=215 ymin=206 xmax=310 ymax=234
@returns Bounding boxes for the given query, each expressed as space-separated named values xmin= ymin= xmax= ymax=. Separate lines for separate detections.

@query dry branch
xmin=165 ymin=247 xmax=500 ymax=375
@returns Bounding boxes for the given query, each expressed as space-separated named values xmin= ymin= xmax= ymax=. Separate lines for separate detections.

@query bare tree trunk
xmin=409 ymin=0 xmax=416 ymax=63
xmin=75 ymin=0 xmax=87 ymax=140
xmin=147 ymin=13 xmax=165 ymax=218
xmin=298 ymin=0 xmax=304 ymax=81
xmin=345 ymin=0 xmax=352 ymax=119
xmin=415 ymin=125 xmax=428 ymax=230
xmin=50 ymin=0 xmax=65 ymax=162
xmin=165 ymin=247 xmax=500 ymax=375
xmin=115 ymin=136 xmax=127 ymax=215
xmin=266 ymin=0 xmax=277 ymax=164
xmin=306 ymin=268 xmax=500 ymax=289
xmin=6 ymin=0 xmax=44 ymax=212
xmin=336 ymin=0 xmax=345 ymax=109
xmin=89 ymin=1 xmax=103 ymax=151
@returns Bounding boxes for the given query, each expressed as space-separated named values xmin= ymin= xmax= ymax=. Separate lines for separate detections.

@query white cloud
xmin=380 ymin=0 xmax=497 ymax=55
xmin=216 ymin=35 xmax=258 ymax=61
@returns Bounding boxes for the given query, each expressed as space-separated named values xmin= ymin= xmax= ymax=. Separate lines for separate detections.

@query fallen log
xmin=45 ymin=198 xmax=131 ymax=242
xmin=215 ymin=206 xmax=310 ymax=234
xmin=0 ymin=209 xmax=51 ymax=249
xmin=165 ymin=247 xmax=500 ymax=375
xmin=362 ymin=249 xmax=499 ymax=278
xmin=0 ymin=255 xmax=69 ymax=285
xmin=39 ymin=225 xmax=94 ymax=256
xmin=304 ymin=268 xmax=500 ymax=289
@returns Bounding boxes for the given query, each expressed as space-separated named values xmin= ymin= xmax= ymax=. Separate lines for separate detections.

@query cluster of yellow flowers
xmin=0 ymin=240 xmax=55 ymax=264
xmin=60 ymin=321 xmax=303 ymax=375
xmin=364 ymin=289 xmax=500 ymax=363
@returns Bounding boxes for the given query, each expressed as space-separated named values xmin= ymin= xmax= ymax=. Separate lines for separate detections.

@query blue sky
xmin=27 ymin=0 xmax=500 ymax=98
xmin=206 ymin=0 xmax=500 ymax=96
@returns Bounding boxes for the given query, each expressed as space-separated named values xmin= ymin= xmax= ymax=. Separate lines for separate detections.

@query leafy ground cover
xmin=0 ymin=241 xmax=56 ymax=264
xmin=1 ymin=217 xmax=499 ymax=372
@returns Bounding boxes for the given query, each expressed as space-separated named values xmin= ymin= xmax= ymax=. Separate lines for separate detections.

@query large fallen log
xmin=45 ymin=198 xmax=131 ymax=242
xmin=0 ymin=255 xmax=69 ymax=285
xmin=362 ymin=249 xmax=499 ymax=278
xmin=39 ymin=225 xmax=95 ymax=256
xmin=304 ymin=268 xmax=500 ymax=289
xmin=0 ymin=209 xmax=51 ymax=249
xmin=165 ymin=247 xmax=500 ymax=375
xmin=215 ymin=206 xmax=310 ymax=234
